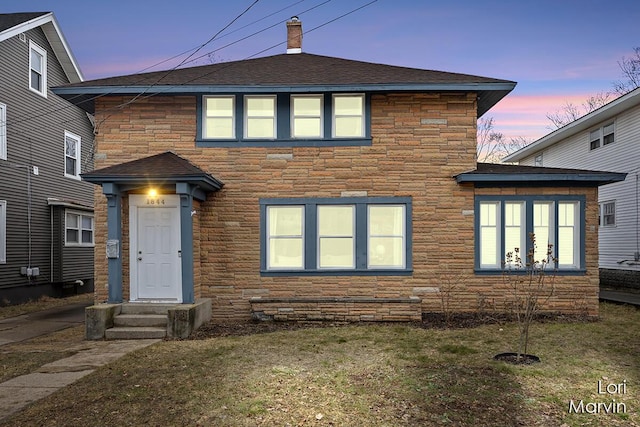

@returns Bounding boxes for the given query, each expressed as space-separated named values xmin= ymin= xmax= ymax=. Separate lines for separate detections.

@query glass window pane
xmin=319 ymin=237 xmax=354 ymax=268
xmin=66 ymin=229 xmax=78 ymax=243
xmin=247 ymin=118 xmax=274 ymax=138
xmin=30 ymin=71 xmax=41 ymax=91
xmin=81 ymin=216 xmax=93 ymax=229
xmin=534 ymin=202 xmax=552 ymax=263
xmin=335 ymin=117 xmax=362 ymax=137
xmin=269 ymin=238 xmax=303 ymax=268
xmin=369 ymin=237 xmax=403 ymax=267
xmin=504 ymin=202 xmax=523 ymax=262
xmin=206 ymin=97 xmax=233 ymax=116
xmin=293 ymin=118 xmax=321 ymax=137
xmin=81 ymin=230 xmax=93 ymax=244
xmin=334 ymin=96 xmax=362 ymax=115
xmin=247 ymin=97 xmax=274 ymax=116
xmin=268 ymin=206 xmax=303 ymax=237
xmin=294 ymin=97 xmax=321 ymax=116
xmin=205 ymin=117 xmax=233 ymax=138
xmin=480 ymin=228 xmax=497 ymax=266
xmin=558 ymin=228 xmax=574 ymax=265
xmin=318 ymin=206 xmax=353 ymax=236
xmin=480 ymin=203 xmax=497 ymax=226
xmin=66 ymin=158 xmax=76 ymax=175
xmin=66 ymin=213 xmax=78 ymax=228
xmin=558 ymin=203 xmax=575 ymax=226
xmin=369 ymin=206 xmax=404 ymax=235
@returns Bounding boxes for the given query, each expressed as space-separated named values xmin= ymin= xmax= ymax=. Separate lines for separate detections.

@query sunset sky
xmin=5 ymin=0 xmax=639 ymax=142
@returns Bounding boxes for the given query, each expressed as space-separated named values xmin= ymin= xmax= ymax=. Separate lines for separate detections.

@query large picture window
xmin=261 ymin=197 xmax=411 ymax=275
xmin=476 ymin=196 xmax=584 ymax=272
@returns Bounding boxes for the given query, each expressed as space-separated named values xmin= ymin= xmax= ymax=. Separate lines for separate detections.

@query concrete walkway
xmin=0 ymin=302 xmax=160 ymax=422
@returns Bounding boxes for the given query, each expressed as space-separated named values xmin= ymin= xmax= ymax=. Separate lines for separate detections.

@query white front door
xmin=130 ymin=195 xmax=182 ymax=302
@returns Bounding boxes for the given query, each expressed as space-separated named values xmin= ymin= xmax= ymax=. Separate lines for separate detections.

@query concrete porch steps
xmin=105 ymin=326 xmax=167 ymax=340
xmin=107 ymin=304 xmax=174 ymax=339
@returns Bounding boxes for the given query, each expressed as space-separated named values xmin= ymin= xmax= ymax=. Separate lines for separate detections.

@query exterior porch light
xmin=148 ymin=188 xmax=158 ymax=197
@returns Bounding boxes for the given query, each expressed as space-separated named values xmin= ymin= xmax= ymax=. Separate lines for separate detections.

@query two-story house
xmin=504 ymin=87 xmax=640 ymax=291
xmin=0 ymin=12 xmax=95 ymax=305
xmin=53 ymin=19 xmax=624 ymax=339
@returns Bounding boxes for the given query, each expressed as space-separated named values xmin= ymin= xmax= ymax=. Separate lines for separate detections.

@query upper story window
xmin=261 ymin=197 xmax=411 ymax=275
xmin=245 ymin=96 xmax=276 ymax=139
xmin=534 ymin=153 xmax=543 ymax=167
xmin=0 ymin=103 xmax=6 ymax=160
xmin=291 ymin=95 xmax=323 ymax=138
xmin=589 ymin=122 xmax=614 ymax=150
xmin=64 ymin=131 xmax=81 ymax=179
xmin=476 ymin=196 xmax=584 ymax=272
xmin=197 ymin=93 xmax=370 ymax=147
xmin=203 ymin=96 xmax=234 ymax=139
xmin=65 ymin=210 xmax=94 ymax=246
xmin=29 ymin=41 xmax=47 ymax=97
xmin=599 ymin=201 xmax=616 ymax=227
xmin=333 ymin=94 xmax=364 ymax=138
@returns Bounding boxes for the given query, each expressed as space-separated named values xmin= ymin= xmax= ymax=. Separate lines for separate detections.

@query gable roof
xmin=81 ymin=151 xmax=224 ymax=193
xmin=455 ymin=162 xmax=626 ymax=187
xmin=0 ymin=12 xmax=83 ymax=83
xmin=52 ymin=52 xmax=516 ymax=117
xmin=504 ymin=87 xmax=640 ymax=162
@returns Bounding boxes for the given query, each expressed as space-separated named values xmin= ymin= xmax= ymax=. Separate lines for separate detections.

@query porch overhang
xmin=81 ymin=152 xmax=223 ymax=304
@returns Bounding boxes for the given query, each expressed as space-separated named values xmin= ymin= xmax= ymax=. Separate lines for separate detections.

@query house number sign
xmin=146 ymin=197 xmax=166 ymax=205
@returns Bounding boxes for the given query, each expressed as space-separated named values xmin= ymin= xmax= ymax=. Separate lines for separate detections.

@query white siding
xmin=519 ymin=104 xmax=640 ymax=271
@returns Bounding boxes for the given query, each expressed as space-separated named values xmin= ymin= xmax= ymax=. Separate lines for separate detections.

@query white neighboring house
xmin=504 ymin=87 xmax=640 ymax=290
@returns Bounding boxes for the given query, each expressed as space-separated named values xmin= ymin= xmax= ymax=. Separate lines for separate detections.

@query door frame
xmin=129 ymin=194 xmax=182 ymax=302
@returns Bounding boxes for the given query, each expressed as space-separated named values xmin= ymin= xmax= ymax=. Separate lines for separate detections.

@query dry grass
xmin=1 ymin=302 xmax=638 ymax=426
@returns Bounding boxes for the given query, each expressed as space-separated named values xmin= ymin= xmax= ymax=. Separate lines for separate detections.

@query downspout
xmin=50 ymin=204 xmax=54 ymax=284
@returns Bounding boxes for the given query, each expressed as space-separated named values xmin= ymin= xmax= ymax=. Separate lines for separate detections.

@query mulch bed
xmin=186 ymin=311 xmax=597 ymax=340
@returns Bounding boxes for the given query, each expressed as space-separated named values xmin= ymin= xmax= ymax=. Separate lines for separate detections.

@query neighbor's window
xmin=66 ymin=211 xmax=94 ymax=246
xmin=333 ymin=94 xmax=364 ymax=137
xmin=266 ymin=205 xmax=304 ymax=269
xmin=261 ymin=197 xmax=411 ymax=274
xmin=245 ymin=96 xmax=276 ymax=139
xmin=0 ymin=200 xmax=6 ymax=263
xmin=0 ymin=103 xmax=6 ymax=160
xmin=476 ymin=197 xmax=584 ymax=271
xmin=204 ymin=96 xmax=234 ymax=139
xmin=599 ymin=201 xmax=616 ymax=227
xmin=534 ymin=153 xmax=543 ymax=167
xmin=590 ymin=122 xmax=615 ymax=150
xmin=29 ymin=41 xmax=47 ymax=97
xmin=291 ymin=95 xmax=323 ymax=138
xmin=64 ymin=131 xmax=81 ymax=178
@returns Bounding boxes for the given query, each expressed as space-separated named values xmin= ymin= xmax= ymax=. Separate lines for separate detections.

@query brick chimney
xmin=286 ymin=16 xmax=302 ymax=54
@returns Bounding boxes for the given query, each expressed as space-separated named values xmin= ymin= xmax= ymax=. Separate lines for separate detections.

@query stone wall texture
xmin=91 ymin=93 xmax=600 ymax=321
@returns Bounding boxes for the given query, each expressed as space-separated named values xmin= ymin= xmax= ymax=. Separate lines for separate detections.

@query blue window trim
xmin=474 ymin=195 xmax=586 ymax=275
xmin=260 ymin=197 xmax=412 ymax=276
xmin=196 ymin=93 xmax=372 ymax=148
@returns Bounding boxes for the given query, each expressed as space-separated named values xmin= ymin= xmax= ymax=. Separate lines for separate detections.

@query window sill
xmin=261 ymin=268 xmax=412 ymax=277
xmin=474 ymin=268 xmax=586 ymax=276
xmin=196 ymin=138 xmax=372 ymax=148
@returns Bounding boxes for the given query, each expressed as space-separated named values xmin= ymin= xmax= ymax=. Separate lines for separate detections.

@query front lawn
xmin=2 ymin=302 xmax=638 ymax=426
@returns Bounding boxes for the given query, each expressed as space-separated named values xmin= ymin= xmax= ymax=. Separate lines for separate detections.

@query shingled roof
xmin=53 ymin=52 xmax=516 ymax=117
xmin=81 ymin=151 xmax=224 ymax=193
xmin=455 ymin=162 xmax=626 ymax=186
xmin=0 ymin=12 xmax=48 ymax=32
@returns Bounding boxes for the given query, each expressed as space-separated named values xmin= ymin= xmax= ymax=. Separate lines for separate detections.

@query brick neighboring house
xmin=53 ymin=20 xmax=624 ymax=336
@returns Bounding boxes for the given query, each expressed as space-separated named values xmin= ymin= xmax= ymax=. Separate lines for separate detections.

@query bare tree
xmin=546 ymin=91 xmax=612 ymax=130
xmin=613 ymin=46 xmax=640 ymax=95
xmin=477 ymin=118 xmax=532 ymax=163
xmin=547 ymin=47 xmax=640 ymax=129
